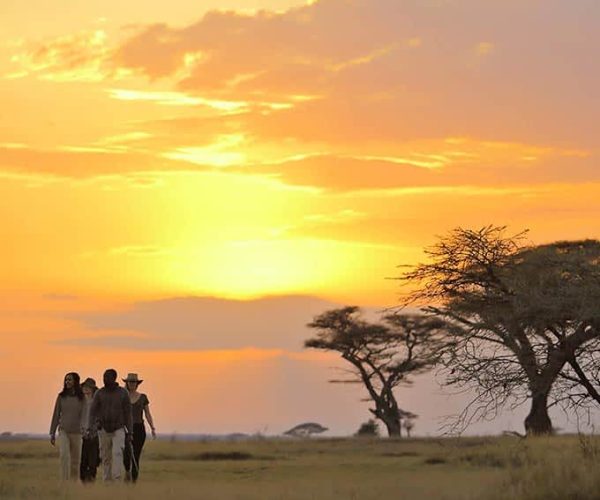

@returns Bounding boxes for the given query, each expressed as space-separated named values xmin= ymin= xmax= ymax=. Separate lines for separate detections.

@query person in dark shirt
xmin=89 ymin=369 xmax=132 ymax=481
xmin=122 ymin=373 xmax=156 ymax=482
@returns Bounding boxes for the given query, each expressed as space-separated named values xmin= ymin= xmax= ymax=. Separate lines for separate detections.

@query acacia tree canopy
xmin=401 ymin=226 xmax=600 ymax=435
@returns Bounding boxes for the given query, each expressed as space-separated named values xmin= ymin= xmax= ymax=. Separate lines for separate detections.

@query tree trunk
xmin=380 ymin=413 xmax=402 ymax=437
xmin=524 ymin=392 xmax=553 ymax=435
xmin=371 ymin=399 xmax=403 ymax=437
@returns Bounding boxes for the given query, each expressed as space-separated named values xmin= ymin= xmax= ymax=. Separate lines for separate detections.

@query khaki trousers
xmin=58 ymin=430 xmax=82 ymax=481
xmin=99 ymin=428 xmax=125 ymax=481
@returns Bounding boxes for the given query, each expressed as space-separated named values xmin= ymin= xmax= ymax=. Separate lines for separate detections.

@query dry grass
xmin=0 ymin=435 xmax=598 ymax=499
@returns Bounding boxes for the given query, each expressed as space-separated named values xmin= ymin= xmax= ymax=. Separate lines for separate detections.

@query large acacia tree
xmin=401 ymin=226 xmax=600 ymax=435
xmin=305 ymin=307 xmax=448 ymax=437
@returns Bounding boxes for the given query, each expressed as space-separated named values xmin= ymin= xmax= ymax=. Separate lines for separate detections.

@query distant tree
xmin=401 ymin=411 xmax=417 ymax=438
xmin=283 ymin=422 xmax=328 ymax=438
xmin=0 ymin=432 xmax=13 ymax=441
xmin=305 ymin=308 xmax=448 ymax=437
xmin=400 ymin=226 xmax=600 ymax=435
xmin=356 ymin=419 xmax=380 ymax=437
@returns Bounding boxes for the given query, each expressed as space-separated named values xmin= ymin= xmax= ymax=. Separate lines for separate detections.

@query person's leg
xmin=111 ymin=428 xmax=125 ymax=480
xmin=99 ymin=430 xmax=113 ymax=481
xmin=90 ymin=435 xmax=100 ymax=481
xmin=80 ymin=438 xmax=89 ymax=482
xmin=58 ymin=429 xmax=71 ymax=480
xmin=123 ymin=430 xmax=132 ymax=479
xmin=132 ymin=424 xmax=146 ymax=481
xmin=68 ymin=433 xmax=82 ymax=481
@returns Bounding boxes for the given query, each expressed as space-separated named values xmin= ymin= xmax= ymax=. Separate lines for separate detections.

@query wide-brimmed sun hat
xmin=122 ymin=373 xmax=143 ymax=385
xmin=81 ymin=377 xmax=97 ymax=390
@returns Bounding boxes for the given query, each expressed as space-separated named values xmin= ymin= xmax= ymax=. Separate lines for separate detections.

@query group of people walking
xmin=49 ymin=368 xmax=156 ymax=482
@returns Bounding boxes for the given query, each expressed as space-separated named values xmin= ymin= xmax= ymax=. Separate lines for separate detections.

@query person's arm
xmin=89 ymin=391 xmax=100 ymax=432
xmin=143 ymin=397 xmax=156 ymax=439
xmin=80 ymin=400 xmax=86 ymax=435
xmin=122 ymin=389 xmax=133 ymax=437
xmin=49 ymin=396 xmax=61 ymax=445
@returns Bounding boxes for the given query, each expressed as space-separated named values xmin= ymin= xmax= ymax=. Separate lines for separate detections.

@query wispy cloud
xmin=5 ymin=29 xmax=126 ymax=82
xmin=107 ymin=88 xmax=249 ymax=111
xmin=108 ymin=245 xmax=173 ymax=258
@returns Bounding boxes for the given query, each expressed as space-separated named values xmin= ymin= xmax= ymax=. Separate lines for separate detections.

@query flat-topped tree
xmin=305 ymin=307 xmax=448 ymax=437
xmin=400 ymin=226 xmax=600 ymax=435
xmin=283 ymin=423 xmax=328 ymax=438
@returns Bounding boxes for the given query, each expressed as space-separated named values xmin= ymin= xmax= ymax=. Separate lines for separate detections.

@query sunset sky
xmin=1 ymin=0 xmax=599 ymax=436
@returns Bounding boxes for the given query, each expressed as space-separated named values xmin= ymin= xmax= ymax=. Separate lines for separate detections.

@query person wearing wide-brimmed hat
xmin=122 ymin=373 xmax=156 ymax=482
xmin=80 ymin=378 xmax=100 ymax=482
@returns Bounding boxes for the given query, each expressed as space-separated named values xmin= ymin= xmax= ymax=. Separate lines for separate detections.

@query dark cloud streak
xmin=68 ymin=295 xmax=372 ymax=351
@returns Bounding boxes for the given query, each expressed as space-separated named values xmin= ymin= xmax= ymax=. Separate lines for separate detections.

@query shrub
xmin=355 ymin=419 xmax=380 ymax=437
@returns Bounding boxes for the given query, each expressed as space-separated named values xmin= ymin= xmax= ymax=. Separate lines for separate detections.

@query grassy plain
xmin=1 ymin=435 xmax=599 ymax=499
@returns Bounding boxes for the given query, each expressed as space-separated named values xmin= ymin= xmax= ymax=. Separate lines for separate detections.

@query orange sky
xmin=1 ymin=0 xmax=599 ymax=435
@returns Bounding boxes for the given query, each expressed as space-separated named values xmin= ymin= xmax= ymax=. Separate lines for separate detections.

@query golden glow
xmin=0 ymin=2 xmax=596 ymax=318
xmin=170 ymin=238 xmax=404 ymax=299
xmin=163 ymin=135 xmax=247 ymax=166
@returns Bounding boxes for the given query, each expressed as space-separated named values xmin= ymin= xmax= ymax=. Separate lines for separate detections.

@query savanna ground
xmin=1 ymin=435 xmax=599 ymax=500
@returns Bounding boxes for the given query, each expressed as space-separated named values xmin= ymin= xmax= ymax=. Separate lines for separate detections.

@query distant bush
xmin=355 ymin=419 xmax=380 ymax=437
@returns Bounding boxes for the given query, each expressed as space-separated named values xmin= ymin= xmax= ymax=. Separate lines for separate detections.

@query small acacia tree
xmin=305 ymin=307 xmax=448 ymax=437
xmin=401 ymin=411 xmax=417 ymax=438
xmin=401 ymin=226 xmax=600 ymax=435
